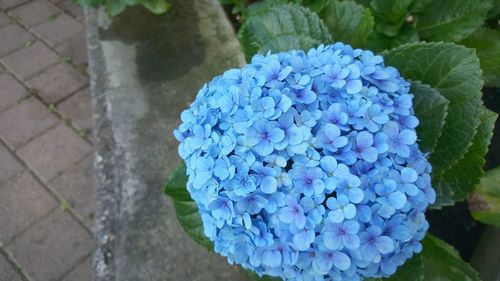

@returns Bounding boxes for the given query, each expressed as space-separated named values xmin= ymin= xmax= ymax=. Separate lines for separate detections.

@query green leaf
xmin=238 ymin=3 xmax=332 ymax=61
xmin=410 ymin=81 xmax=449 ymax=154
xmin=242 ymin=268 xmax=282 ymax=281
xmin=369 ymin=235 xmax=481 ymax=281
xmin=139 ymin=0 xmax=170 ymax=14
xmin=320 ymin=0 xmax=374 ymax=47
xmin=415 ymin=0 xmax=493 ymax=42
xmin=302 ymin=0 xmax=330 ymax=14
xmin=164 ymin=164 xmax=213 ymax=250
xmin=389 ymin=254 xmax=424 ymax=281
xmin=408 ymin=0 xmax=433 ymax=13
xmin=470 ymin=166 xmax=500 ymax=227
xmin=105 ymin=0 xmax=127 ymax=16
xmin=432 ymin=108 xmax=497 ymax=207
xmin=383 ymin=42 xmax=483 ymax=178
xmin=461 ymin=28 xmax=500 ymax=88
xmin=487 ymin=0 xmax=500 ymax=19
xmin=421 ymin=234 xmax=482 ymax=281
xmin=370 ymin=0 xmax=414 ymax=24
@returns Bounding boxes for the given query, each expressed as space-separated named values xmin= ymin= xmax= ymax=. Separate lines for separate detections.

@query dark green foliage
xmin=238 ymin=3 xmax=332 ymax=61
xmin=164 ymin=164 xmax=213 ymax=250
xmin=74 ymin=0 xmax=170 ymax=16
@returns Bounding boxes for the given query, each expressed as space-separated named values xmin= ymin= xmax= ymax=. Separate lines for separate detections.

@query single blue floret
xmin=174 ymin=43 xmax=435 ymax=280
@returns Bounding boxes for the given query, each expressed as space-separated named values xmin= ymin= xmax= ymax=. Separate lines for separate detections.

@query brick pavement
xmin=0 ymin=0 xmax=94 ymax=280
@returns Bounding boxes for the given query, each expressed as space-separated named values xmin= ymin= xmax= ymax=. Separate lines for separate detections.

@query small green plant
xmin=75 ymin=0 xmax=170 ymax=17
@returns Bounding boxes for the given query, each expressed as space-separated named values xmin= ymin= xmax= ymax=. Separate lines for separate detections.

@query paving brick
xmin=0 ymin=172 xmax=57 ymax=243
xmin=0 ymin=0 xmax=29 ymax=10
xmin=0 ymin=73 xmax=29 ymax=113
xmin=32 ymin=13 xmax=83 ymax=47
xmin=27 ymin=62 xmax=87 ymax=104
xmin=56 ymin=31 xmax=88 ymax=66
xmin=8 ymin=0 xmax=60 ymax=27
xmin=0 ymin=97 xmax=58 ymax=149
xmin=0 ymin=11 xmax=11 ymax=27
xmin=56 ymin=0 xmax=83 ymax=21
xmin=0 ymin=251 xmax=24 ymax=281
xmin=51 ymin=155 xmax=95 ymax=227
xmin=61 ymin=256 xmax=91 ymax=281
xmin=7 ymin=210 xmax=94 ymax=281
xmin=0 ymin=142 xmax=23 ymax=184
xmin=0 ymin=23 xmax=34 ymax=57
xmin=57 ymin=87 xmax=92 ymax=131
xmin=1 ymin=41 xmax=59 ymax=80
xmin=18 ymin=124 xmax=92 ymax=182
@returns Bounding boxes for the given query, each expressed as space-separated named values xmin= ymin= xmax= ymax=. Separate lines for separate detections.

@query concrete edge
xmin=84 ymin=7 xmax=120 ymax=281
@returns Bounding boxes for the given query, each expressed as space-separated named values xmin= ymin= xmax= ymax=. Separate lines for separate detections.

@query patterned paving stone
xmin=18 ymin=123 xmax=92 ymax=182
xmin=32 ymin=13 xmax=83 ymax=47
xmin=61 ymin=256 xmax=91 ymax=281
xmin=56 ymin=0 xmax=83 ymax=21
xmin=27 ymin=62 xmax=87 ymax=104
xmin=0 ymin=23 xmax=34 ymax=57
xmin=0 ymin=251 xmax=25 ymax=281
xmin=0 ymin=0 xmax=29 ymax=10
xmin=1 ymin=41 xmax=59 ymax=80
xmin=0 ymin=142 xmax=23 ymax=184
xmin=0 ymin=11 xmax=11 ymax=27
xmin=56 ymin=31 xmax=88 ymax=66
xmin=51 ymin=155 xmax=95 ymax=227
xmin=57 ymin=87 xmax=92 ymax=131
xmin=0 ymin=73 xmax=29 ymax=113
xmin=0 ymin=97 xmax=58 ymax=149
xmin=7 ymin=209 xmax=94 ymax=281
xmin=8 ymin=0 xmax=60 ymax=27
xmin=0 ymin=172 xmax=57 ymax=243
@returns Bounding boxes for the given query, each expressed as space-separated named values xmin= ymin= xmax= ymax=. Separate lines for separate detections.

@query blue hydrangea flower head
xmin=174 ymin=43 xmax=435 ymax=280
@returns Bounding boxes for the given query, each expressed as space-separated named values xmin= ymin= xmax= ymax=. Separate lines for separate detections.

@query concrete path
xmin=0 ymin=0 xmax=94 ymax=280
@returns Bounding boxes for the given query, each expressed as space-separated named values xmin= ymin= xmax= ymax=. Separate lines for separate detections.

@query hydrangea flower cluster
xmin=174 ymin=43 xmax=435 ymax=281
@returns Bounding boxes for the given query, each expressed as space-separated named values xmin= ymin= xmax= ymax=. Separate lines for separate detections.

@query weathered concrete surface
xmin=85 ymin=1 xmax=249 ymax=280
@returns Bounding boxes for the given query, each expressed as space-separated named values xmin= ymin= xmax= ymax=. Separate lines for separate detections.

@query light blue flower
xmin=384 ymin=121 xmax=417 ymax=157
xmin=246 ymin=119 xmax=285 ymax=156
xmin=252 ymin=162 xmax=278 ymax=194
xmin=360 ymin=226 xmax=395 ymax=262
xmin=313 ymin=250 xmax=351 ymax=273
xmin=279 ymin=196 xmax=307 ymax=228
xmin=290 ymin=166 xmax=325 ymax=197
xmin=324 ymin=220 xmax=360 ymax=250
xmin=327 ymin=194 xmax=356 ymax=223
xmin=315 ymin=124 xmax=348 ymax=152
xmin=175 ymin=43 xmax=434 ymax=280
xmin=323 ymin=103 xmax=349 ymax=130
xmin=352 ymin=131 xmax=379 ymax=163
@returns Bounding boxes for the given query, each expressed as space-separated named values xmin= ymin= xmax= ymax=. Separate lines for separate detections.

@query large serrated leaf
xmin=461 ymin=28 xmax=500 ymax=88
xmin=470 ymin=166 xmax=500 ymax=227
xmin=139 ymin=0 xmax=170 ymax=14
xmin=383 ymin=42 xmax=483 ymax=178
xmin=164 ymin=164 xmax=213 ymax=250
xmin=320 ymin=0 xmax=374 ymax=48
xmin=238 ymin=3 xmax=332 ymax=61
xmin=422 ymin=235 xmax=482 ymax=281
xmin=389 ymin=254 xmax=424 ymax=281
xmin=415 ymin=0 xmax=493 ymax=42
xmin=410 ymin=81 xmax=449 ymax=154
xmin=370 ymin=0 xmax=414 ymax=24
xmin=432 ymin=109 xmax=497 ymax=208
